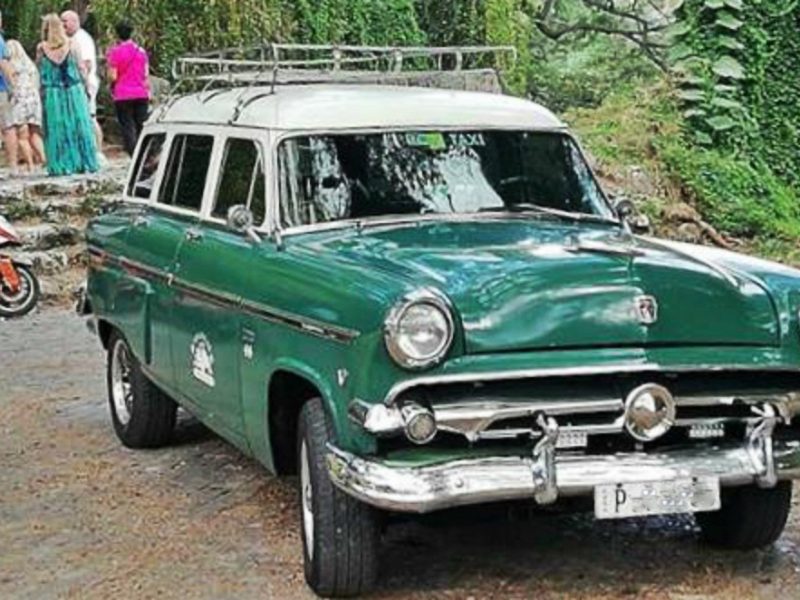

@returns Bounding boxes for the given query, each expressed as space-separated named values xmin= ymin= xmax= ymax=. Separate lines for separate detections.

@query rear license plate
xmin=594 ymin=477 xmax=720 ymax=519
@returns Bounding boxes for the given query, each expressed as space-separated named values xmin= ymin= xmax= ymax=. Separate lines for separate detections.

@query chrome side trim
xmin=384 ymin=365 xmax=800 ymax=405
xmin=89 ymin=246 xmax=360 ymax=343
xmin=326 ymin=438 xmax=800 ymax=514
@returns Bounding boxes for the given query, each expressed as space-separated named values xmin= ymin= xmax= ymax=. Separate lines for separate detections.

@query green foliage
xmin=568 ymin=84 xmax=800 ymax=242
xmin=90 ymin=0 xmax=294 ymax=74
xmin=0 ymin=0 xmax=64 ymax=52
xmin=528 ymin=34 xmax=658 ymax=112
xmin=673 ymin=1 xmax=800 ymax=188
xmin=659 ymin=141 xmax=800 ymax=239
xmin=292 ymin=0 xmax=423 ymax=45
xmin=671 ymin=0 xmax=747 ymax=147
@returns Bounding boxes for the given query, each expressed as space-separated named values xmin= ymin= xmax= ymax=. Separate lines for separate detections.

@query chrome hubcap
xmin=300 ymin=440 xmax=314 ymax=560
xmin=111 ymin=340 xmax=134 ymax=426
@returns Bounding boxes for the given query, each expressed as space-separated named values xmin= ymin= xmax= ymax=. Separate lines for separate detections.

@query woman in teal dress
xmin=37 ymin=13 xmax=98 ymax=176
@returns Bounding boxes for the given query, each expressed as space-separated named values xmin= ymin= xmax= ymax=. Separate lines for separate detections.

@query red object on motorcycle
xmin=0 ymin=223 xmax=20 ymax=244
xmin=0 ymin=259 xmax=21 ymax=294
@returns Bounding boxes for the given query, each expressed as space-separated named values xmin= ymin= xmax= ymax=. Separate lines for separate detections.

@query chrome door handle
xmin=185 ymin=228 xmax=203 ymax=242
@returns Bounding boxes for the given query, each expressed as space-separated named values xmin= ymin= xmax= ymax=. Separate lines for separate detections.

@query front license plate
xmin=594 ymin=477 xmax=721 ymax=519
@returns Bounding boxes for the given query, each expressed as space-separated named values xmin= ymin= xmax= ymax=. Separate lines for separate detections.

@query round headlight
xmin=385 ymin=292 xmax=454 ymax=369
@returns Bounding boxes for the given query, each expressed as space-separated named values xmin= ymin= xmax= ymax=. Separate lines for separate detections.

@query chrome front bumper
xmin=326 ymin=436 xmax=800 ymax=513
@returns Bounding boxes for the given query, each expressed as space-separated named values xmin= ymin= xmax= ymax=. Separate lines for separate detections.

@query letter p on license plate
xmin=594 ymin=477 xmax=721 ymax=519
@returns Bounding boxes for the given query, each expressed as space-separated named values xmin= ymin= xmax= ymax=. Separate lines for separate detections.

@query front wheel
xmin=696 ymin=481 xmax=792 ymax=549
xmin=0 ymin=262 xmax=40 ymax=318
xmin=298 ymin=398 xmax=379 ymax=597
xmin=106 ymin=331 xmax=177 ymax=448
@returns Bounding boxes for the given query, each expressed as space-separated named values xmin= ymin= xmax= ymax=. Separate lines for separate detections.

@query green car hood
xmin=298 ymin=220 xmax=780 ymax=353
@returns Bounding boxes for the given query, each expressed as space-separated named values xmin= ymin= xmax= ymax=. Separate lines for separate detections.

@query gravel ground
xmin=2 ymin=310 xmax=800 ymax=599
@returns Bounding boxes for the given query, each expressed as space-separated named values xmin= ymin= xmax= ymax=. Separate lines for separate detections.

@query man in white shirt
xmin=61 ymin=10 xmax=104 ymax=159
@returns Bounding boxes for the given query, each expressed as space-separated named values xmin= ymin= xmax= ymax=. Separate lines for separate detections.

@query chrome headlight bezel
xmin=384 ymin=290 xmax=455 ymax=370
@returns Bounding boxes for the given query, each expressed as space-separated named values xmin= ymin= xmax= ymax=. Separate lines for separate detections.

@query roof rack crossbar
xmin=173 ymin=44 xmax=516 ymax=80
xmin=162 ymin=44 xmax=517 ymax=122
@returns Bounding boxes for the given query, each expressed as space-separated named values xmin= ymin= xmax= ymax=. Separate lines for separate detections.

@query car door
xmin=170 ymin=133 xmax=268 ymax=448
xmin=114 ymin=132 xmax=186 ymax=387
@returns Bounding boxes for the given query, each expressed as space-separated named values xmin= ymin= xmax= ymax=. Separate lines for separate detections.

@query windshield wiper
xmin=478 ymin=203 xmax=619 ymax=225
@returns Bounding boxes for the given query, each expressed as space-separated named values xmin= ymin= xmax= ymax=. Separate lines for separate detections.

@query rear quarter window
xmin=127 ymin=134 xmax=166 ymax=200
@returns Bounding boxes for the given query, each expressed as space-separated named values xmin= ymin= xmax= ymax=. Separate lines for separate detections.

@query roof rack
xmin=161 ymin=44 xmax=516 ymax=124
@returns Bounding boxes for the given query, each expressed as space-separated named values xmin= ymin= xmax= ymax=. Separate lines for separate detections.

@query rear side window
xmin=158 ymin=134 xmax=214 ymax=211
xmin=212 ymin=138 xmax=266 ymax=225
xmin=128 ymin=134 xmax=165 ymax=199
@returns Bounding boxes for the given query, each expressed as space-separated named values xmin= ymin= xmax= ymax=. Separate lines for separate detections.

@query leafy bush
xmin=658 ymin=141 xmax=800 ymax=239
xmin=569 ymin=83 xmax=800 ymax=242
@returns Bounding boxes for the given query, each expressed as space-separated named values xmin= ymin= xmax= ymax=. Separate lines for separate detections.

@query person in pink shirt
xmin=106 ymin=21 xmax=150 ymax=156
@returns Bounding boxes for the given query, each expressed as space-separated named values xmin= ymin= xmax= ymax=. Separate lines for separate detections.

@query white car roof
xmin=154 ymin=84 xmax=566 ymax=132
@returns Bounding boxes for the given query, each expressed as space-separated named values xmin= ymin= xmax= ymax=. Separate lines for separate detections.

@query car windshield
xmin=278 ymin=130 xmax=615 ymax=228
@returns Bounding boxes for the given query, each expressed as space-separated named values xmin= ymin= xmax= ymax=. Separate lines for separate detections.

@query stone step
xmin=0 ymin=170 xmax=126 ymax=204
xmin=11 ymin=250 xmax=71 ymax=276
xmin=1 ymin=195 xmax=119 ymax=221
xmin=17 ymin=224 xmax=83 ymax=251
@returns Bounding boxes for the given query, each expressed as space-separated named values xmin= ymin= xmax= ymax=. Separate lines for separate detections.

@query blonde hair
xmin=41 ymin=13 xmax=69 ymax=49
xmin=6 ymin=40 xmax=37 ymax=72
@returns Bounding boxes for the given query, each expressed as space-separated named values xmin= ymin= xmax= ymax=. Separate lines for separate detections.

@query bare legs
xmin=94 ymin=119 xmax=104 ymax=154
xmin=29 ymin=126 xmax=46 ymax=167
xmin=16 ymin=124 xmax=35 ymax=173
xmin=2 ymin=126 xmax=19 ymax=175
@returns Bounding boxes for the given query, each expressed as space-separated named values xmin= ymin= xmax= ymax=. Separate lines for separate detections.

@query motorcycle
xmin=0 ymin=214 xmax=40 ymax=318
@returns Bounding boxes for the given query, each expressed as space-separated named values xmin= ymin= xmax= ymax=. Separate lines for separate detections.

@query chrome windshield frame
xmin=268 ymin=127 xmax=622 ymax=238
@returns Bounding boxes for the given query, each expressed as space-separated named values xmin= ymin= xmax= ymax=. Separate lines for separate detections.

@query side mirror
xmin=613 ymin=197 xmax=651 ymax=235
xmin=226 ymin=205 xmax=262 ymax=243
xmin=613 ymin=197 xmax=635 ymax=220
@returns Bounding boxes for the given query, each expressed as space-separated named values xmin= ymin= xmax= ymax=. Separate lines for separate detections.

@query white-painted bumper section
xmin=326 ymin=439 xmax=800 ymax=513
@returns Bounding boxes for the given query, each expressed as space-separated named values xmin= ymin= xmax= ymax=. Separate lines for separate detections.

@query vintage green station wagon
xmin=82 ymin=45 xmax=800 ymax=597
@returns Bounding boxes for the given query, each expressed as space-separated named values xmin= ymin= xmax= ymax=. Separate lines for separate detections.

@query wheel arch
xmin=266 ymin=364 xmax=338 ymax=476
xmin=97 ymin=318 xmax=114 ymax=349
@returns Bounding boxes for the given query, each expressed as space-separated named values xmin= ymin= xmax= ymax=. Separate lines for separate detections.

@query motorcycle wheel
xmin=0 ymin=263 xmax=40 ymax=318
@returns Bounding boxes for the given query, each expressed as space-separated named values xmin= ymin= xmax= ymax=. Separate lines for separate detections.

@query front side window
xmin=278 ymin=130 xmax=613 ymax=228
xmin=212 ymin=138 xmax=266 ymax=225
xmin=128 ymin=134 xmax=165 ymax=199
xmin=158 ymin=134 xmax=214 ymax=211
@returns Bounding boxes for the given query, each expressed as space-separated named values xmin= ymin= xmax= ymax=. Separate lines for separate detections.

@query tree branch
xmin=533 ymin=0 xmax=671 ymax=71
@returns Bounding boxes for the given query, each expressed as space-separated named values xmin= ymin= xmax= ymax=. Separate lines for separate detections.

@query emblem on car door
xmin=190 ymin=333 xmax=216 ymax=387
xmin=634 ymin=295 xmax=658 ymax=325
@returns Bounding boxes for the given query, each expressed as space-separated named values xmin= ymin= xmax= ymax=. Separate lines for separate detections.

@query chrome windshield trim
xmin=383 ymin=364 xmax=800 ymax=405
xmin=278 ymin=210 xmax=620 ymax=239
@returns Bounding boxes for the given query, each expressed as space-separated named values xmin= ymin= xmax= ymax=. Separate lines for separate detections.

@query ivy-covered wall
xmin=673 ymin=0 xmax=800 ymax=188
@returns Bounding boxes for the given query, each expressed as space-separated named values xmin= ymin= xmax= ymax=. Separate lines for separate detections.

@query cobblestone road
xmin=2 ymin=310 xmax=800 ymax=599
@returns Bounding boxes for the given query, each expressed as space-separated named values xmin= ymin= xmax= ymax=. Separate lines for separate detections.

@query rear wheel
xmin=298 ymin=397 xmax=379 ymax=597
xmin=0 ymin=263 xmax=40 ymax=318
xmin=696 ymin=481 xmax=792 ymax=549
xmin=107 ymin=331 xmax=177 ymax=448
